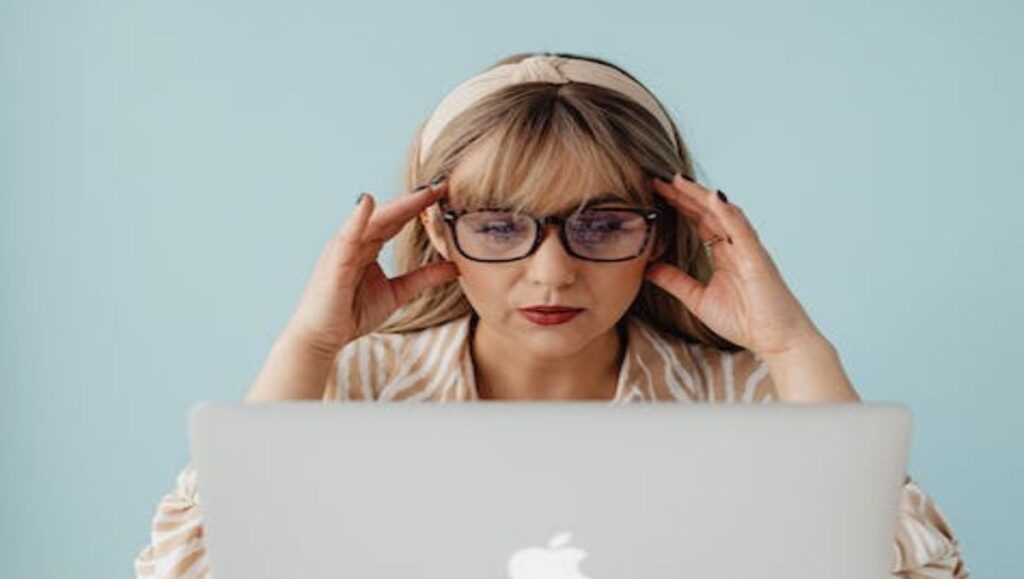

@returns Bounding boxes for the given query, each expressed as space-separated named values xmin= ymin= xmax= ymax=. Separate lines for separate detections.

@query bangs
xmin=445 ymin=98 xmax=655 ymax=215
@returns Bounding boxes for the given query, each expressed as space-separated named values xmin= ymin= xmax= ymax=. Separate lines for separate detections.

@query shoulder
xmin=331 ymin=314 xmax=474 ymax=402
xmin=623 ymin=316 xmax=778 ymax=403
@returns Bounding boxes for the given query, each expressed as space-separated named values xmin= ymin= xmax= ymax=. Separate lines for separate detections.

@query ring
xmin=702 ymin=234 xmax=727 ymax=249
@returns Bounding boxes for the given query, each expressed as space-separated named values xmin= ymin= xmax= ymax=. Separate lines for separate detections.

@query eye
xmin=576 ymin=217 xmax=624 ymax=231
xmin=477 ymin=220 xmax=523 ymax=235
xmin=461 ymin=211 xmax=533 ymax=243
xmin=570 ymin=213 xmax=632 ymax=232
xmin=567 ymin=211 xmax=646 ymax=246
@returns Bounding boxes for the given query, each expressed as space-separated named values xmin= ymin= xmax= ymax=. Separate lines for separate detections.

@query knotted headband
xmin=418 ymin=54 xmax=679 ymax=165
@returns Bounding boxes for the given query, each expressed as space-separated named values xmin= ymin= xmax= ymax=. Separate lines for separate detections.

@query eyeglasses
xmin=438 ymin=198 xmax=660 ymax=263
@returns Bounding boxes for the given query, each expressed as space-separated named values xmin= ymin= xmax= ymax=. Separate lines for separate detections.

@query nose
xmin=523 ymin=224 xmax=577 ymax=287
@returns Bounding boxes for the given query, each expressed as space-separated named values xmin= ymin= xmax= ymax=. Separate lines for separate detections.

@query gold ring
xmin=702 ymin=234 xmax=726 ymax=249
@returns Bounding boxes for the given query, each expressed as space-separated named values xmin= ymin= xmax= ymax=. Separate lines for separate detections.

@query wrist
xmin=759 ymin=336 xmax=860 ymax=404
xmin=276 ymin=327 xmax=348 ymax=362
xmin=759 ymin=332 xmax=834 ymax=366
xmin=245 ymin=333 xmax=342 ymax=404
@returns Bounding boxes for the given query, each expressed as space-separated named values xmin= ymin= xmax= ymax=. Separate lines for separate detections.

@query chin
xmin=512 ymin=316 xmax=601 ymax=353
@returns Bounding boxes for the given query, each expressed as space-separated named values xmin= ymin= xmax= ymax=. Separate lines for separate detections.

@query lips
xmin=518 ymin=306 xmax=584 ymax=326
xmin=520 ymin=306 xmax=584 ymax=313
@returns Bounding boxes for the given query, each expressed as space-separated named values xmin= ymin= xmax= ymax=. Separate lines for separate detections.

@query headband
xmin=418 ymin=54 xmax=679 ymax=165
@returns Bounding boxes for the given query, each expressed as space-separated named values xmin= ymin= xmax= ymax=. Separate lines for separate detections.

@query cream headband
xmin=418 ymin=54 xmax=679 ymax=166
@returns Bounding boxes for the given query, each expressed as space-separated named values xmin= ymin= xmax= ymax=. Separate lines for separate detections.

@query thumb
xmin=389 ymin=260 xmax=460 ymax=305
xmin=645 ymin=262 xmax=705 ymax=313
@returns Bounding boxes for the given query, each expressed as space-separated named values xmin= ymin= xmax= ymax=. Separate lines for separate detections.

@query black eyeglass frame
xmin=438 ymin=199 xmax=661 ymax=263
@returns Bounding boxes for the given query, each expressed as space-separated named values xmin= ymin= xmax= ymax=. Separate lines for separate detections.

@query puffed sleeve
xmin=725 ymin=349 xmax=970 ymax=577
xmin=133 ymin=462 xmax=211 ymax=578
xmin=134 ymin=333 xmax=388 ymax=576
xmin=133 ymin=332 xmax=402 ymax=576
xmin=890 ymin=475 xmax=970 ymax=578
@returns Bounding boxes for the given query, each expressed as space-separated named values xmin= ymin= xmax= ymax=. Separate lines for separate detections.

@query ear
xmin=420 ymin=207 xmax=452 ymax=260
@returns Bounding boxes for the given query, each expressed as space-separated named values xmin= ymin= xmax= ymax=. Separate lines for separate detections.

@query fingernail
xmin=412 ymin=184 xmax=429 ymax=193
xmin=679 ymin=173 xmax=696 ymax=183
xmin=355 ymin=192 xmax=369 ymax=205
xmin=716 ymin=189 xmax=729 ymax=204
xmin=651 ymin=172 xmax=673 ymax=184
xmin=429 ymin=175 xmax=445 ymax=187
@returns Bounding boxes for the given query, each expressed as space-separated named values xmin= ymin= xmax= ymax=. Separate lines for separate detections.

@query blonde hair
xmin=376 ymin=51 xmax=742 ymax=352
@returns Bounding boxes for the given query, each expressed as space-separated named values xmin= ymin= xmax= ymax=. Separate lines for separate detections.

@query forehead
xmin=444 ymin=135 xmax=649 ymax=214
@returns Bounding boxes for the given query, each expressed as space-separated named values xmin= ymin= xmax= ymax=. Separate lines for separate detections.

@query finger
xmin=668 ymin=174 xmax=758 ymax=246
xmin=644 ymin=261 xmax=705 ymax=313
xmin=650 ymin=176 xmax=729 ymax=242
xmin=701 ymin=185 xmax=760 ymax=246
xmin=327 ymin=193 xmax=380 ymax=273
xmin=337 ymin=192 xmax=376 ymax=248
xmin=670 ymin=177 xmax=778 ymax=273
xmin=363 ymin=180 xmax=449 ymax=242
xmin=389 ymin=260 xmax=460 ymax=305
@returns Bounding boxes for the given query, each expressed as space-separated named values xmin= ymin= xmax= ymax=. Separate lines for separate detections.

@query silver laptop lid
xmin=189 ymin=401 xmax=911 ymax=579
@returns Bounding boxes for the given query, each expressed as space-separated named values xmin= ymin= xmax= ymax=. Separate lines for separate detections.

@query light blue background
xmin=1 ymin=1 xmax=1018 ymax=576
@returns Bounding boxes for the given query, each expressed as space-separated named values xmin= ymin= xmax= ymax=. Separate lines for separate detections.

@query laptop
xmin=188 ymin=401 xmax=912 ymax=579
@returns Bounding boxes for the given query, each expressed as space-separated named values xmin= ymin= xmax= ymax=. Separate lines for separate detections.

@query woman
xmin=134 ymin=52 xmax=968 ymax=578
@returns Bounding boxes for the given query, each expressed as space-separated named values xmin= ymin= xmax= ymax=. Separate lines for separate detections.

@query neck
xmin=469 ymin=314 xmax=625 ymax=401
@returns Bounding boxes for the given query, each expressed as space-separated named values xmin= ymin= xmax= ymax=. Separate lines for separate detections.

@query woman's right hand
xmin=279 ymin=179 xmax=458 ymax=358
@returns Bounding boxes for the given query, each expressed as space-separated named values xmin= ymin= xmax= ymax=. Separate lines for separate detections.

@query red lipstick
xmin=518 ymin=305 xmax=584 ymax=326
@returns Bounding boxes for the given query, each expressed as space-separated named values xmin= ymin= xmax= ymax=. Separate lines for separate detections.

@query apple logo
xmin=507 ymin=531 xmax=593 ymax=579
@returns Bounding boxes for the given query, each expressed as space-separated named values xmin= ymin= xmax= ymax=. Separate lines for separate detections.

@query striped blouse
xmin=133 ymin=312 xmax=969 ymax=578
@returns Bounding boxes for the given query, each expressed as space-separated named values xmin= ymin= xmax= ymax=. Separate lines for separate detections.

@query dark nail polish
xmin=717 ymin=190 xmax=729 ymax=204
xmin=679 ymin=173 xmax=696 ymax=183
xmin=412 ymin=184 xmax=429 ymax=193
xmin=653 ymin=173 xmax=673 ymax=184
xmin=355 ymin=192 xmax=369 ymax=205
xmin=429 ymin=175 xmax=445 ymax=187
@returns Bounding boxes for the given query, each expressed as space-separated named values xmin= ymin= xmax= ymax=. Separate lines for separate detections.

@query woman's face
xmin=421 ymin=161 xmax=662 ymax=360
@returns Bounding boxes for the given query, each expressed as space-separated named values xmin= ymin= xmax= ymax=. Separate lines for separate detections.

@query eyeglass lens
xmin=454 ymin=209 xmax=650 ymax=261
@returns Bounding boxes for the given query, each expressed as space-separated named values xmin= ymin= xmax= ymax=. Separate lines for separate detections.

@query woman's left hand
xmin=644 ymin=173 xmax=825 ymax=358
